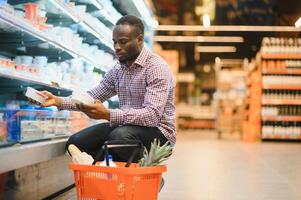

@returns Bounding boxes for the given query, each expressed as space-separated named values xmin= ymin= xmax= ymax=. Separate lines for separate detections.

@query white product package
xmin=68 ymin=144 xmax=94 ymax=165
xmin=71 ymin=90 xmax=94 ymax=105
xmin=25 ymin=87 xmax=48 ymax=104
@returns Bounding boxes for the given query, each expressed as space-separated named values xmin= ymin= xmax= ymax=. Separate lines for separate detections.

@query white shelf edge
xmin=0 ymin=67 xmax=72 ymax=91
xmin=0 ymin=138 xmax=68 ymax=174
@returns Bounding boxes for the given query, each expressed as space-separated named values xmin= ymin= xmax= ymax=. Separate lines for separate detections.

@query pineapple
xmin=139 ymin=139 xmax=173 ymax=167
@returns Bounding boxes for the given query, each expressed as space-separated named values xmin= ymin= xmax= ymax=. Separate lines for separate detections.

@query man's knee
xmin=108 ymin=126 xmax=137 ymax=141
xmin=65 ymin=134 xmax=81 ymax=154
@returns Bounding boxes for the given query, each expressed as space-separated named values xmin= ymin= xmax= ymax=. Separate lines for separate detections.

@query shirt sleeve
xmin=87 ymin=67 xmax=117 ymax=102
xmin=110 ymin=64 xmax=172 ymax=127
xmin=59 ymin=96 xmax=77 ymax=110
xmin=59 ymin=67 xmax=117 ymax=110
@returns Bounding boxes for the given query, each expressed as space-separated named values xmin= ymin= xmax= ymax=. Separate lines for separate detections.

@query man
xmin=33 ymin=15 xmax=176 ymax=161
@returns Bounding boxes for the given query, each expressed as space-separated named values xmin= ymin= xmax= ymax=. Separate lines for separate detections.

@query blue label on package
xmin=6 ymin=110 xmax=21 ymax=142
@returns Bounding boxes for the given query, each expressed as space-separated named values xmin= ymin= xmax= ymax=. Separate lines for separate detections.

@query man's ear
xmin=137 ymin=34 xmax=144 ymax=44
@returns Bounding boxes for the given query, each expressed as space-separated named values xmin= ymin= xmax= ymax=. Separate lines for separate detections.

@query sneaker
xmin=159 ymin=177 xmax=165 ymax=192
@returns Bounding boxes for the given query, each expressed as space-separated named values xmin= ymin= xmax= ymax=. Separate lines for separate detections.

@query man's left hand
xmin=76 ymin=100 xmax=110 ymax=120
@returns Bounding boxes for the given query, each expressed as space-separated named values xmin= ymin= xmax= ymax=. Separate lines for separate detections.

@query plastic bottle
xmin=98 ymin=155 xmax=117 ymax=167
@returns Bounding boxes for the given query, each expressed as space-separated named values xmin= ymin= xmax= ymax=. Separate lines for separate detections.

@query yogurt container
xmin=25 ymin=87 xmax=48 ymax=104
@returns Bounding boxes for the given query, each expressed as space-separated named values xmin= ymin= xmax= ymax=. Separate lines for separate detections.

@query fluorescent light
xmin=153 ymin=36 xmax=244 ymax=43
xmin=156 ymin=25 xmax=301 ymax=32
xmin=202 ymin=14 xmax=211 ymax=28
xmin=295 ymin=17 xmax=301 ymax=28
xmin=196 ymin=46 xmax=236 ymax=53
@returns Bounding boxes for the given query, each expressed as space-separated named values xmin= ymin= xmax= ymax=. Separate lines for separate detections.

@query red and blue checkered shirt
xmin=60 ymin=47 xmax=176 ymax=146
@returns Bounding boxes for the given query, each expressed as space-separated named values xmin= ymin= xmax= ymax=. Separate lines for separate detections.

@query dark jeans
xmin=66 ymin=123 xmax=168 ymax=162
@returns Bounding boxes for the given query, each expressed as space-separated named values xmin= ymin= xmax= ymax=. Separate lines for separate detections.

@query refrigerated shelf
xmin=0 ymin=66 xmax=73 ymax=94
xmin=49 ymin=0 xmax=113 ymax=50
xmin=0 ymin=9 xmax=104 ymax=69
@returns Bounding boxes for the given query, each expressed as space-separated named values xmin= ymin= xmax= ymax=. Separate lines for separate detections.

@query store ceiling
xmin=152 ymin=0 xmax=301 ymax=65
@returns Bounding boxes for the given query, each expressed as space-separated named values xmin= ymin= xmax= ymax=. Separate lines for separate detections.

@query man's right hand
xmin=28 ymin=91 xmax=62 ymax=107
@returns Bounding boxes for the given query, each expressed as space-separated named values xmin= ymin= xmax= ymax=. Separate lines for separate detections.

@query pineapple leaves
xmin=139 ymin=139 xmax=173 ymax=167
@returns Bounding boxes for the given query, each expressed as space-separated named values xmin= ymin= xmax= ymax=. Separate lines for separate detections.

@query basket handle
xmin=92 ymin=140 xmax=143 ymax=167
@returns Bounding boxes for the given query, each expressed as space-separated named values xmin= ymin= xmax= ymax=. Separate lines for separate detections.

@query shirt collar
xmin=134 ymin=47 xmax=149 ymax=67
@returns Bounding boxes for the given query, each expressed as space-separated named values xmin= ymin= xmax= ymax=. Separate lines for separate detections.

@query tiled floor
xmin=55 ymin=130 xmax=301 ymax=200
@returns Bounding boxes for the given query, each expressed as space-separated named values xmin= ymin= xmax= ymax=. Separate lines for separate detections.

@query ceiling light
xmin=203 ymin=64 xmax=211 ymax=73
xmin=156 ymin=25 xmax=301 ymax=32
xmin=295 ymin=17 xmax=301 ymax=28
xmin=153 ymin=19 xmax=159 ymax=28
xmin=202 ymin=14 xmax=211 ymax=28
xmin=196 ymin=46 xmax=236 ymax=53
xmin=215 ymin=57 xmax=221 ymax=64
xmin=153 ymin=36 xmax=244 ymax=43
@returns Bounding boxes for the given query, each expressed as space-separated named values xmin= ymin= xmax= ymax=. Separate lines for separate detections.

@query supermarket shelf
xmin=0 ymin=67 xmax=73 ymax=95
xmin=261 ymin=53 xmax=301 ymax=60
xmin=262 ymin=134 xmax=301 ymax=140
xmin=263 ymin=84 xmax=301 ymax=90
xmin=76 ymin=0 xmax=115 ymax=25
xmin=178 ymin=119 xmax=215 ymax=129
xmin=0 ymin=10 xmax=104 ymax=69
xmin=50 ymin=0 xmax=113 ymax=50
xmin=262 ymin=99 xmax=301 ymax=105
xmin=0 ymin=138 xmax=68 ymax=174
xmin=262 ymin=68 xmax=301 ymax=75
xmin=262 ymin=116 xmax=301 ymax=122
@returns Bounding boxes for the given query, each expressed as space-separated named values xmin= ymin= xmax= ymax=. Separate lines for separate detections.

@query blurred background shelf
xmin=261 ymin=54 xmax=301 ymax=60
xmin=262 ymin=69 xmax=301 ymax=75
xmin=262 ymin=99 xmax=301 ymax=105
xmin=263 ymin=84 xmax=301 ymax=90
xmin=262 ymin=116 xmax=301 ymax=122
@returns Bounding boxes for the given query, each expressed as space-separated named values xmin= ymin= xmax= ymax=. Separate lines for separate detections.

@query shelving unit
xmin=262 ymin=99 xmax=301 ymax=105
xmin=49 ymin=0 xmax=114 ymax=51
xmin=261 ymin=53 xmax=301 ymax=60
xmin=262 ymin=116 xmax=301 ymax=122
xmin=263 ymin=84 xmax=301 ymax=90
xmin=215 ymin=59 xmax=247 ymax=138
xmin=0 ymin=9 xmax=105 ymax=68
xmin=245 ymin=37 xmax=301 ymax=141
xmin=242 ymin=60 xmax=261 ymax=141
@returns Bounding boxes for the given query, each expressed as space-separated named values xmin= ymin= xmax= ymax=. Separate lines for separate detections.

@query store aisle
xmin=159 ymin=130 xmax=301 ymax=200
xmin=55 ymin=130 xmax=301 ymax=200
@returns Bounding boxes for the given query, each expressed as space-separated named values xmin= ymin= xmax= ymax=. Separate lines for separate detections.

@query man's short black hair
xmin=116 ymin=15 xmax=144 ymax=36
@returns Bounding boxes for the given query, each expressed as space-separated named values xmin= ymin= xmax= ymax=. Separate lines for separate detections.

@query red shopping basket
xmin=69 ymin=140 xmax=167 ymax=200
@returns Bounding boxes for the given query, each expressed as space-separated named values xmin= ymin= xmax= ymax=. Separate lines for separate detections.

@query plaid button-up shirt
xmin=61 ymin=47 xmax=176 ymax=146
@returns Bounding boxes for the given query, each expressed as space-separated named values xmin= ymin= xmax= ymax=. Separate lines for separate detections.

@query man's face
xmin=113 ymin=24 xmax=143 ymax=64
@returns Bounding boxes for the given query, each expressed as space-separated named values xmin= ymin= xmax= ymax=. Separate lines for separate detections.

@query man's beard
xmin=118 ymin=51 xmax=140 ymax=64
